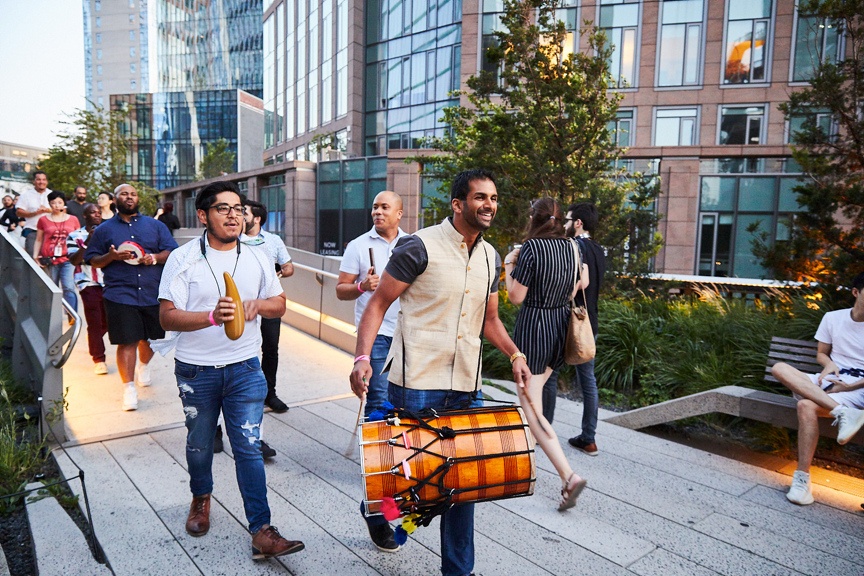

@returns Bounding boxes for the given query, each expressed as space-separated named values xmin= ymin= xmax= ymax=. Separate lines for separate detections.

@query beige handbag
xmin=564 ymin=239 xmax=596 ymax=365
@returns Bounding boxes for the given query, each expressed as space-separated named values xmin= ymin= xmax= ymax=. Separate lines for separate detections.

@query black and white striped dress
xmin=511 ymin=237 xmax=579 ymax=374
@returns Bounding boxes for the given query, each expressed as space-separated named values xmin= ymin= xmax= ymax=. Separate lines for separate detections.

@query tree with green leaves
xmin=759 ymin=0 xmax=864 ymax=283
xmin=198 ymin=139 xmax=236 ymax=180
xmin=413 ymin=0 xmax=662 ymax=277
xmin=38 ymin=105 xmax=131 ymax=197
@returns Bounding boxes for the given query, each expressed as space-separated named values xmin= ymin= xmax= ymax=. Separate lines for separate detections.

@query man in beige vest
xmin=350 ymin=168 xmax=531 ymax=576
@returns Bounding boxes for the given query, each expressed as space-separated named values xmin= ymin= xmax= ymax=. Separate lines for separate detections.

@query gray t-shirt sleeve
xmin=385 ymin=235 xmax=428 ymax=283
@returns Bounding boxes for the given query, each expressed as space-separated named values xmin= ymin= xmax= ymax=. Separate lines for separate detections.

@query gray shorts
xmin=795 ymin=373 xmax=864 ymax=410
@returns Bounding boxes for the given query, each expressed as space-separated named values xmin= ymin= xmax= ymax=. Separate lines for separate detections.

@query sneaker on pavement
xmin=265 ymin=394 xmax=289 ymax=414
xmin=94 ymin=362 xmax=108 ymax=375
xmin=786 ymin=470 xmax=814 ymax=505
xmin=122 ymin=385 xmax=138 ymax=411
xmin=260 ymin=440 xmax=276 ymax=459
xmin=367 ymin=522 xmax=400 ymax=553
xmin=213 ymin=425 xmax=224 ymax=454
xmin=135 ymin=363 xmax=152 ymax=387
xmin=568 ymin=436 xmax=598 ymax=456
xmin=832 ymin=405 xmax=864 ymax=445
xmin=251 ymin=526 xmax=304 ymax=560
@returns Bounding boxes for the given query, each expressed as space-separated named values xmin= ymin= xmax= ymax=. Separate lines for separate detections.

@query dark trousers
xmin=260 ymin=316 xmax=281 ymax=396
xmin=79 ymin=285 xmax=107 ymax=363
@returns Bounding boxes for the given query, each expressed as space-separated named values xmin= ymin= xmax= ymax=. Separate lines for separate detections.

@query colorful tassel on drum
xmin=394 ymin=525 xmax=408 ymax=545
xmin=381 ymin=496 xmax=401 ymax=521
xmin=368 ymin=409 xmax=386 ymax=421
xmin=401 ymin=514 xmax=420 ymax=535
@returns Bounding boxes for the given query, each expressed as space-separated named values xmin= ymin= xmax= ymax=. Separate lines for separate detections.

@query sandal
xmin=558 ymin=473 xmax=587 ymax=511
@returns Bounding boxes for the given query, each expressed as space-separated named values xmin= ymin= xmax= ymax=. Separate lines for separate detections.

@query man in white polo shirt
xmin=336 ymin=190 xmax=406 ymax=552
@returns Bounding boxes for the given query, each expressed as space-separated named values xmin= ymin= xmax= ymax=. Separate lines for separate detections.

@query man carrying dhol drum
xmin=350 ymin=168 xmax=531 ymax=576
xmin=158 ymin=181 xmax=304 ymax=560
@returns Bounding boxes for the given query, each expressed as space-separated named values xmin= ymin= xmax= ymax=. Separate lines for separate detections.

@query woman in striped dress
xmin=504 ymin=197 xmax=589 ymax=511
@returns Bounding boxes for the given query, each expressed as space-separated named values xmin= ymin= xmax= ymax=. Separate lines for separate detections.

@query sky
xmin=0 ymin=0 xmax=86 ymax=150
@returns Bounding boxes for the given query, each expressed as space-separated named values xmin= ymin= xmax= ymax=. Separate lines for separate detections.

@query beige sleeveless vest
xmin=386 ymin=218 xmax=498 ymax=392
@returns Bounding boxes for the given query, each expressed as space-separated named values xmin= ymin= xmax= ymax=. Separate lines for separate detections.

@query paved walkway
xmin=49 ymin=322 xmax=864 ymax=575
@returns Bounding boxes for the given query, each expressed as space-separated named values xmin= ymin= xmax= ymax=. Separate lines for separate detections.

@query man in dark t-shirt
xmin=542 ymin=203 xmax=606 ymax=457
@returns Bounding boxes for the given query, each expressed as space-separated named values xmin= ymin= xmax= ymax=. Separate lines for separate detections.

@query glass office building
xmin=112 ymin=89 xmax=263 ymax=189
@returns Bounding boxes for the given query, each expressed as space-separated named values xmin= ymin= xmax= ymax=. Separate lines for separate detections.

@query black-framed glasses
xmin=210 ymin=204 xmax=244 ymax=215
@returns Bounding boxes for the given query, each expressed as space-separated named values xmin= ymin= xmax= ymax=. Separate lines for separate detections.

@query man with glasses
xmin=84 ymin=183 xmax=178 ymax=411
xmin=158 ymin=181 xmax=304 ymax=560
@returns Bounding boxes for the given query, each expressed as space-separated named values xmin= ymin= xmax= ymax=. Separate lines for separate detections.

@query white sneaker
xmin=122 ymin=385 xmax=138 ymax=411
xmin=94 ymin=362 xmax=108 ymax=375
xmin=786 ymin=470 xmax=814 ymax=506
xmin=831 ymin=405 xmax=864 ymax=445
xmin=135 ymin=363 xmax=152 ymax=387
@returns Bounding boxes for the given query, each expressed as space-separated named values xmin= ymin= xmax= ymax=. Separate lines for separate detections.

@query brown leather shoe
xmin=185 ymin=494 xmax=211 ymax=537
xmin=251 ymin=525 xmax=305 ymax=560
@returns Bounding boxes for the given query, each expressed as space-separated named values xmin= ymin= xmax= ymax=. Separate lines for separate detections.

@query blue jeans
xmin=366 ymin=334 xmax=392 ymax=417
xmin=389 ymin=382 xmax=482 ymax=576
xmin=175 ymin=358 xmax=270 ymax=533
xmin=543 ymin=358 xmax=598 ymax=442
xmin=49 ymin=261 xmax=77 ymax=311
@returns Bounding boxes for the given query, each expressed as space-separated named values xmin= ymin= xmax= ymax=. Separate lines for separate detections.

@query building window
xmin=719 ymin=105 xmax=765 ymax=145
xmin=131 ymin=79 xmax=137 ymax=90
xmin=599 ymin=0 xmax=639 ymax=88
xmin=129 ymin=30 xmax=135 ymax=41
xmin=95 ymin=0 xmax=101 ymax=11
xmin=698 ymin=174 xmax=805 ymax=277
xmin=130 ymin=47 xmax=136 ymax=57
xmin=130 ymin=63 xmax=136 ymax=73
xmin=96 ymin=49 xmax=102 ymax=60
xmin=98 ymin=96 xmax=104 ymax=106
xmin=97 ymin=81 xmax=103 ymax=91
xmin=654 ymin=107 xmax=698 ymax=146
xmin=657 ymin=0 xmax=704 ymax=86
xmin=608 ymin=109 xmax=634 ymax=147
xmin=129 ymin=0 xmax=134 ymax=7
xmin=724 ymin=0 xmax=772 ymax=84
xmin=792 ymin=13 xmax=842 ymax=82
xmin=96 ymin=16 xmax=101 ymax=27
xmin=129 ymin=14 xmax=135 ymax=23
xmin=786 ymin=108 xmax=834 ymax=144
xmin=95 ymin=33 xmax=101 ymax=44
xmin=97 ymin=65 xmax=102 ymax=76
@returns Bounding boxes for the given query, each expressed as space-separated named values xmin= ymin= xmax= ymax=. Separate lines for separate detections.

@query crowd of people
xmin=3 ymin=167 xmax=863 ymax=573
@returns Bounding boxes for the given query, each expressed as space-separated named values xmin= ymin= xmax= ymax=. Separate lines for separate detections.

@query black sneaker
xmin=367 ymin=522 xmax=400 ymax=553
xmin=260 ymin=440 xmax=277 ymax=459
xmin=214 ymin=425 xmax=224 ymax=454
xmin=265 ymin=394 xmax=289 ymax=414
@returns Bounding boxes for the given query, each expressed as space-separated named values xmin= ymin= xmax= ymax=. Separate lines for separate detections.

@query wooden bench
xmin=605 ymin=336 xmax=864 ymax=446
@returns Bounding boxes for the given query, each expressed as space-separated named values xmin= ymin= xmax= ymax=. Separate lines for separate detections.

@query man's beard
xmin=116 ymin=202 xmax=138 ymax=215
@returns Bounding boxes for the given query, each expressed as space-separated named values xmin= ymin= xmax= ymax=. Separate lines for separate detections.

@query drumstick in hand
xmin=343 ymin=385 xmax=366 ymax=457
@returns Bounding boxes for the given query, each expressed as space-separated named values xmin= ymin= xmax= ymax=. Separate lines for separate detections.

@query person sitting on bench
xmin=772 ymin=271 xmax=864 ymax=505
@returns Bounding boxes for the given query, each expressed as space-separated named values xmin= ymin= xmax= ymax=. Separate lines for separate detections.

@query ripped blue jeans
xmin=175 ymin=357 xmax=270 ymax=533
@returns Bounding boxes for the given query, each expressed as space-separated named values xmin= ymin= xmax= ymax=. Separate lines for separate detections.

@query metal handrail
xmin=292 ymin=261 xmax=340 ymax=280
xmin=50 ymin=297 xmax=82 ymax=369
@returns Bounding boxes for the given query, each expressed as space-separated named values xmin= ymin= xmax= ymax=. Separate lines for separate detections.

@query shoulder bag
xmin=564 ymin=238 xmax=595 ymax=365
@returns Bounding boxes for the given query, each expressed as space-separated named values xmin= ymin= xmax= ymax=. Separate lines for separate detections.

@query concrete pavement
xmin=35 ymin=320 xmax=864 ymax=575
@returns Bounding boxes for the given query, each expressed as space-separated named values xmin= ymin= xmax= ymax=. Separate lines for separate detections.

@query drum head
xmin=117 ymin=241 xmax=145 ymax=265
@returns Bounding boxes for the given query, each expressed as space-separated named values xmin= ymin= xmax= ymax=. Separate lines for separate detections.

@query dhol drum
xmin=360 ymin=405 xmax=536 ymax=518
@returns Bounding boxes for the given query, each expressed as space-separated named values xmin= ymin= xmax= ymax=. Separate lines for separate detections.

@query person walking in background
xmin=0 ymin=194 xmax=21 ymax=234
xmin=66 ymin=186 xmax=88 ymax=227
xmin=772 ymin=271 xmax=864 ymax=505
xmin=159 ymin=181 xmax=304 ymax=560
xmin=33 ymin=191 xmax=79 ymax=312
xmin=16 ymin=170 xmax=52 ymax=256
xmin=562 ymin=203 xmax=606 ymax=456
xmin=157 ymin=201 xmax=182 ymax=237
xmin=68 ymin=203 xmax=109 ymax=375
xmin=504 ymin=197 xmax=589 ymax=511
xmin=351 ymin=169 xmax=531 ymax=576
xmin=336 ymin=190 xmax=406 ymax=552
xmin=97 ymin=191 xmax=115 ymax=221
xmin=84 ymin=184 xmax=178 ymax=411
